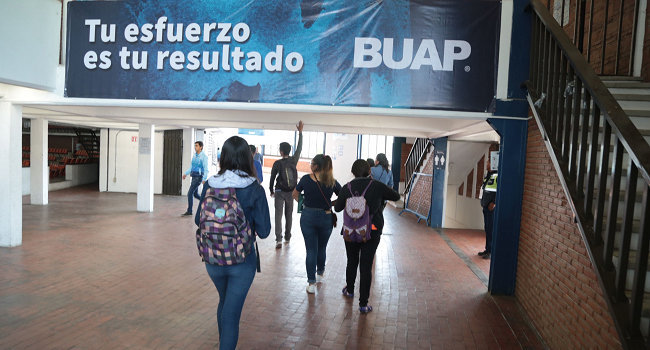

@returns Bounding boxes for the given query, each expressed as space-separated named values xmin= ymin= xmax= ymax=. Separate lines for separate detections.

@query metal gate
xmin=162 ymin=130 xmax=183 ymax=195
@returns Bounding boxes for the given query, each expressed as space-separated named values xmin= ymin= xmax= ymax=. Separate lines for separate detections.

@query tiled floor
xmin=1 ymin=186 xmax=545 ymax=349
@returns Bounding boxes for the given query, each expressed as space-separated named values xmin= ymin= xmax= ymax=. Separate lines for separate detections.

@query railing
xmin=527 ymin=0 xmax=650 ymax=348
xmin=403 ymin=138 xmax=432 ymax=202
xmin=544 ymin=0 xmax=641 ymax=76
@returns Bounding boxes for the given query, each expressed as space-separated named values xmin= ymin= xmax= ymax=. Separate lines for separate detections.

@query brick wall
xmin=406 ymin=151 xmax=433 ymax=219
xmin=516 ymin=118 xmax=621 ymax=349
xmin=544 ymin=0 xmax=643 ymax=78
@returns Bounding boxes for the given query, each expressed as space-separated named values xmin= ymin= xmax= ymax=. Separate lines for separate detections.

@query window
xmin=359 ymin=135 xmax=394 ymax=166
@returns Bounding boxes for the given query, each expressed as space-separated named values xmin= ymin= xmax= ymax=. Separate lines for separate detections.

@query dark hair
xmin=279 ymin=142 xmax=291 ymax=156
xmin=352 ymin=159 xmax=371 ymax=178
xmin=376 ymin=153 xmax=389 ymax=171
xmin=366 ymin=158 xmax=375 ymax=169
xmin=249 ymin=145 xmax=256 ymax=154
xmin=312 ymin=154 xmax=335 ymax=187
xmin=195 ymin=141 xmax=204 ymax=149
xmin=218 ymin=136 xmax=257 ymax=178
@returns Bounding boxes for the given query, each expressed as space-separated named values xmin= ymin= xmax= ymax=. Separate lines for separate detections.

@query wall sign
xmin=65 ymin=0 xmax=500 ymax=112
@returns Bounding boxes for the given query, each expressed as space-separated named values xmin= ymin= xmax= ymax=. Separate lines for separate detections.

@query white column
xmin=137 ymin=124 xmax=155 ymax=212
xmin=30 ymin=118 xmax=48 ymax=205
xmin=99 ymin=128 xmax=109 ymax=192
xmin=0 ymin=103 xmax=23 ymax=247
xmin=181 ymin=128 xmax=195 ymax=196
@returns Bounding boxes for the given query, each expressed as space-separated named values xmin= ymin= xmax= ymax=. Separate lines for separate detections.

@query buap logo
xmin=353 ymin=38 xmax=471 ymax=71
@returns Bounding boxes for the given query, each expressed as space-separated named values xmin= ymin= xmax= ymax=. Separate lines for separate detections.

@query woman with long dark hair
xmin=195 ymin=136 xmax=271 ymax=350
xmin=293 ymin=154 xmax=341 ymax=294
xmin=370 ymin=153 xmax=394 ymax=188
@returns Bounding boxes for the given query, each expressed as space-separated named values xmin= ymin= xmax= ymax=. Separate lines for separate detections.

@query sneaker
xmin=482 ymin=252 xmax=491 ymax=259
xmin=342 ymin=286 xmax=354 ymax=298
xmin=181 ymin=211 xmax=192 ymax=216
xmin=359 ymin=305 xmax=373 ymax=314
xmin=275 ymin=242 xmax=282 ymax=249
xmin=306 ymin=284 xmax=316 ymax=294
xmin=478 ymin=250 xmax=488 ymax=256
xmin=316 ymin=274 xmax=324 ymax=283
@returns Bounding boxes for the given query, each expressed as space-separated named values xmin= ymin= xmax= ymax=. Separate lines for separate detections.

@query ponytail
xmin=312 ymin=154 xmax=336 ymax=187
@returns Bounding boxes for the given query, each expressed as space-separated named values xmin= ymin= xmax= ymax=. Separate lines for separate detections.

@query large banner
xmin=65 ymin=0 xmax=501 ymax=112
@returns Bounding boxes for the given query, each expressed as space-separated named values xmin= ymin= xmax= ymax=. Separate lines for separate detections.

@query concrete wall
xmin=105 ymin=130 xmax=164 ymax=194
xmin=516 ymin=119 xmax=621 ymax=349
xmin=444 ymin=141 xmax=491 ymax=229
xmin=0 ymin=0 xmax=61 ymax=90
xmin=65 ymin=164 xmax=99 ymax=186
xmin=22 ymin=168 xmax=31 ymax=196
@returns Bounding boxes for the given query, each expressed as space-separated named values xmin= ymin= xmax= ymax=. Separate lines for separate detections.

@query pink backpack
xmin=342 ymin=181 xmax=374 ymax=242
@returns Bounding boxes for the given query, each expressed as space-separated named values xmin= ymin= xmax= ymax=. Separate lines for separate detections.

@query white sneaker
xmin=306 ymin=284 xmax=316 ymax=294
xmin=316 ymin=274 xmax=324 ymax=283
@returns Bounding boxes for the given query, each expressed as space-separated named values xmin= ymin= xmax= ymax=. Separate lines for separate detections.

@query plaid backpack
xmin=196 ymin=187 xmax=253 ymax=265
xmin=341 ymin=181 xmax=374 ymax=243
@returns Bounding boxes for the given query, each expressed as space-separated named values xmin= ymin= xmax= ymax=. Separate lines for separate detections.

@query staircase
xmin=606 ymin=78 xmax=650 ymax=145
xmin=527 ymin=0 xmax=650 ymax=348
xmin=73 ymin=128 xmax=100 ymax=160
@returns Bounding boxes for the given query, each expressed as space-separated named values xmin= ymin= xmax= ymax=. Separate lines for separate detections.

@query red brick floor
xmin=1 ymin=186 xmax=546 ymax=349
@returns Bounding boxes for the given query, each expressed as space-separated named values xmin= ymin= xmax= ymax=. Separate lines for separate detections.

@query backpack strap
xmin=361 ymin=180 xmax=373 ymax=196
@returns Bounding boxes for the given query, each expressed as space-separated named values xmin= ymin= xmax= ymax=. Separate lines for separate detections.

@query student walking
xmin=370 ymin=153 xmax=394 ymax=189
xmin=195 ymin=136 xmax=271 ymax=350
xmin=335 ymin=159 xmax=400 ymax=313
xmin=250 ymin=145 xmax=263 ymax=183
xmin=293 ymin=154 xmax=341 ymax=294
xmin=269 ymin=121 xmax=304 ymax=248
xmin=182 ymin=141 xmax=209 ymax=216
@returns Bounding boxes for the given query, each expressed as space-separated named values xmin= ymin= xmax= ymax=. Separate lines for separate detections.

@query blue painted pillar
xmin=486 ymin=118 xmax=528 ymax=295
xmin=429 ymin=137 xmax=448 ymax=228
xmin=391 ymin=137 xmax=406 ymax=192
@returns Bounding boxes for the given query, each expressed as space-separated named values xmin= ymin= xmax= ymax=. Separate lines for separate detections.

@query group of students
xmin=189 ymin=121 xmax=400 ymax=350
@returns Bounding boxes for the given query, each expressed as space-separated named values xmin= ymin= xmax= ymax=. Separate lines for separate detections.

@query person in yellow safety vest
xmin=478 ymin=170 xmax=498 ymax=259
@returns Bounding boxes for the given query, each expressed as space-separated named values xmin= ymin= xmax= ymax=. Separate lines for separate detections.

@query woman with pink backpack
xmin=334 ymin=159 xmax=400 ymax=313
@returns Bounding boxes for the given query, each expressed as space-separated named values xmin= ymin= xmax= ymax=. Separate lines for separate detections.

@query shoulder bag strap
xmin=314 ymin=175 xmax=332 ymax=208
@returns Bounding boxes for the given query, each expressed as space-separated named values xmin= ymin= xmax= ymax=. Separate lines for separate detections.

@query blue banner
xmin=65 ymin=0 xmax=500 ymax=112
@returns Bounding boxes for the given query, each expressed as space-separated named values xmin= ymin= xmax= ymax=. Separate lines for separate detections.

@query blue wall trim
xmin=487 ymin=118 xmax=528 ymax=295
xmin=429 ymin=137 xmax=448 ymax=228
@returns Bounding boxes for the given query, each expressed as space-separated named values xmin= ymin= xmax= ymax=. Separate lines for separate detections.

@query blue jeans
xmin=205 ymin=252 xmax=257 ymax=350
xmin=300 ymin=208 xmax=334 ymax=283
xmin=187 ymin=176 xmax=202 ymax=213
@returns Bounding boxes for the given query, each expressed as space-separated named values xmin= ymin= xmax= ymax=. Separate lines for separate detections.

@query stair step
xmin=600 ymin=76 xmax=645 ymax=81
xmin=604 ymin=81 xmax=650 ymax=88
xmin=613 ymin=94 xmax=650 ymax=102
xmin=626 ymin=110 xmax=650 ymax=118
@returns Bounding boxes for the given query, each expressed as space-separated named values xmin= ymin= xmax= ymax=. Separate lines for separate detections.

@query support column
xmin=99 ymin=128 xmax=108 ymax=192
xmin=137 ymin=124 xmax=155 ymax=212
xmin=429 ymin=137 xmax=448 ymax=228
xmin=486 ymin=118 xmax=528 ymax=295
xmin=181 ymin=128 xmax=195 ymax=196
xmin=391 ymin=137 xmax=406 ymax=192
xmin=30 ymin=118 xmax=48 ymax=205
xmin=0 ymin=103 xmax=23 ymax=247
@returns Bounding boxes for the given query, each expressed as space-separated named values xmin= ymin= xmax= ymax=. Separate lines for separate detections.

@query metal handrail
xmin=403 ymin=138 xmax=433 ymax=200
xmin=529 ymin=0 xmax=650 ymax=186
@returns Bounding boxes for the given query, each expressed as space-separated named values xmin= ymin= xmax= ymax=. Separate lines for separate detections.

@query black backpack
xmin=275 ymin=158 xmax=298 ymax=192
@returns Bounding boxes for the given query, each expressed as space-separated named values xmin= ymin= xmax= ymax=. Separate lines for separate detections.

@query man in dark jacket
xmin=269 ymin=121 xmax=303 ymax=249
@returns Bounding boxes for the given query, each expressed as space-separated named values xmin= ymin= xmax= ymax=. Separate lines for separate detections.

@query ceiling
xmin=4 ymin=82 xmax=503 ymax=141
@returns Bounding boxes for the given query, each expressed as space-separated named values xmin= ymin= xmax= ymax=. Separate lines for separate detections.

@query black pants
xmin=483 ymin=206 xmax=494 ymax=253
xmin=344 ymin=233 xmax=381 ymax=307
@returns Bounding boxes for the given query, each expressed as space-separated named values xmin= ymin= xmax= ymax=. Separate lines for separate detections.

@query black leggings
xmin=344 ymin=233 xmax=381 ymax=307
